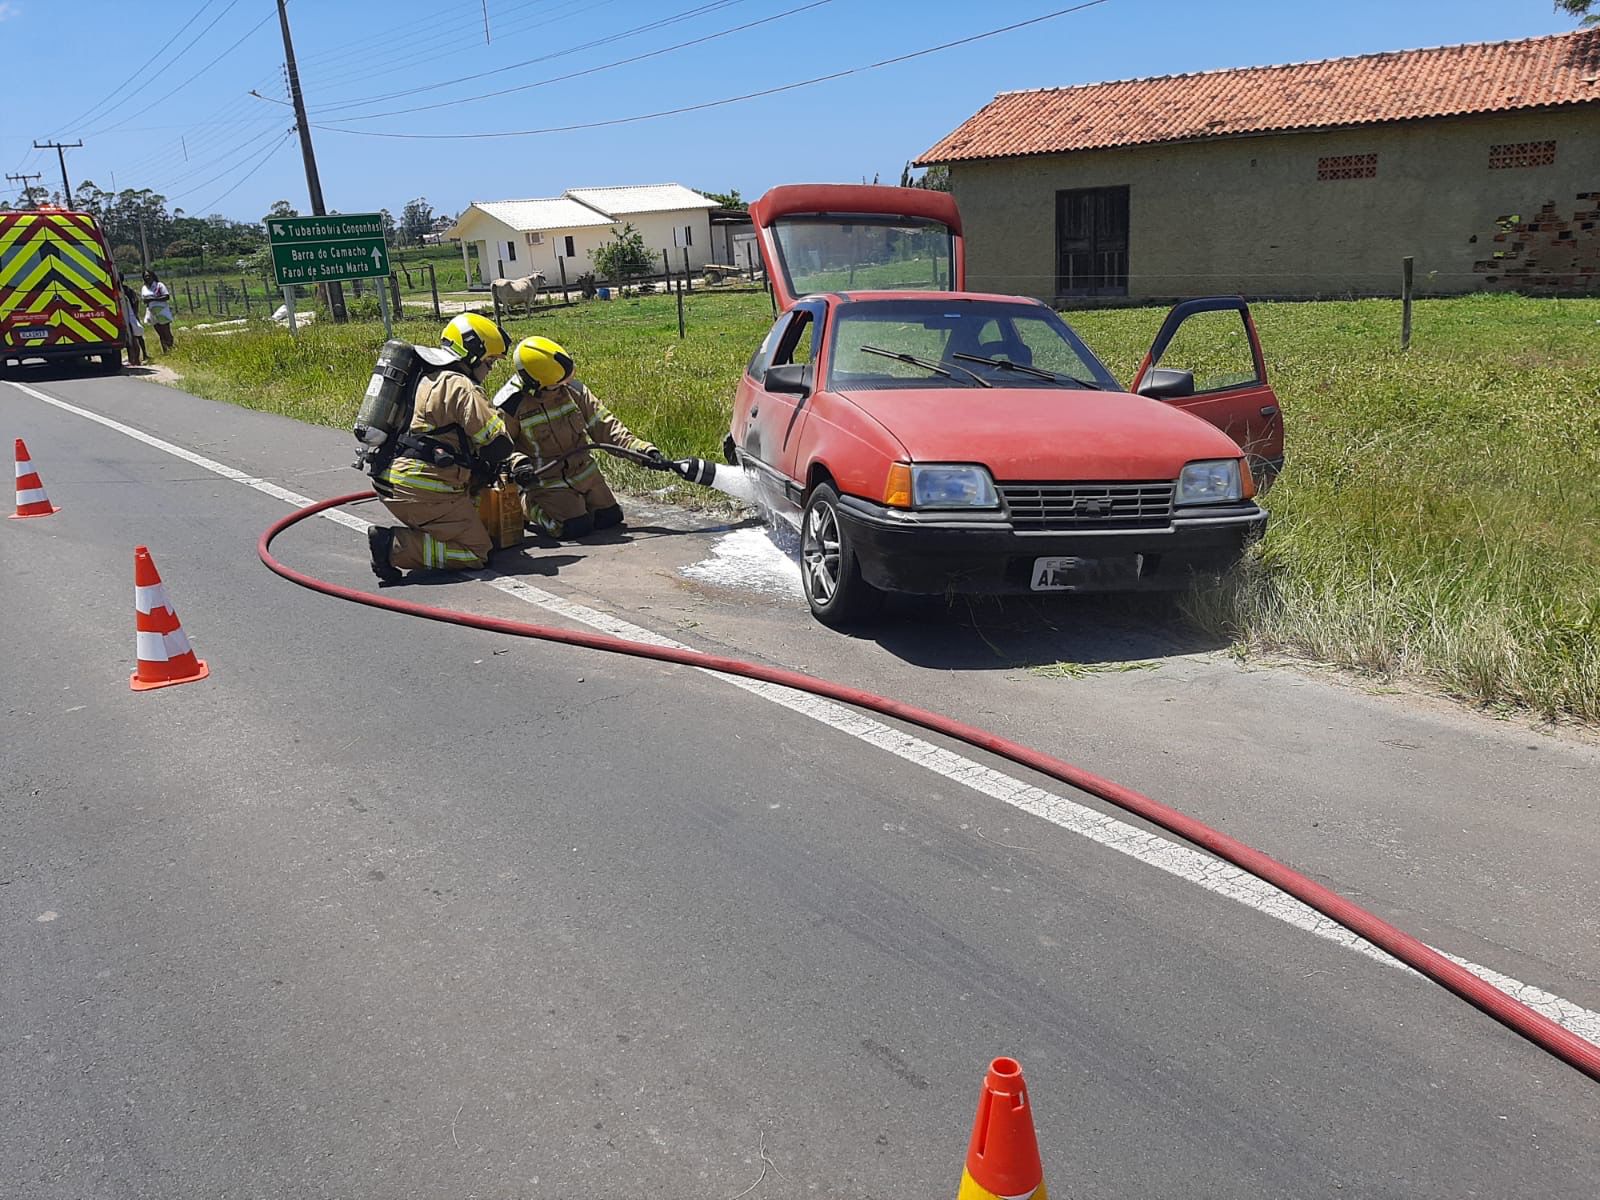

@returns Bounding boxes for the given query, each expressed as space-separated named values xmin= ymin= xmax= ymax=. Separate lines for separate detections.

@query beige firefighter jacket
xmin=376 ymin=365 xmax=511 ymax=497
xmin=494 ymin=377 xmax=655 ymax=501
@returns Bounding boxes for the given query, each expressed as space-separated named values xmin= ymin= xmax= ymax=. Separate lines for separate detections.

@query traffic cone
xmin=131 ymin=546 xmax=209 ymax=691
xmin=10 ymin=438 xmax=59 ymax=518
xmin=958 ymin=1057 xmax=1047 ymax=1200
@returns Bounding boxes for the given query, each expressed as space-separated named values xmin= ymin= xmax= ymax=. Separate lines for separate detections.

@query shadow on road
xmin=863 ymin=589 xmax=1228 ymax=670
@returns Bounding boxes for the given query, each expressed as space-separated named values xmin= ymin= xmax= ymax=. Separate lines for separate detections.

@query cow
xmin=490 ymin=272 xmax=547 ymax=317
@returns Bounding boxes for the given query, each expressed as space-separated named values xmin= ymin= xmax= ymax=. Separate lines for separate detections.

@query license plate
xmin=1030 ymin=555 xmax=1142 ymax=590
xmin=17 ymin=326 xmax=50 ymax=342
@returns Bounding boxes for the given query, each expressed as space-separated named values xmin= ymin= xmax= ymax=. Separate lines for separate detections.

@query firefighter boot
xmin=368 ymin=526 xmax=404 ymax=584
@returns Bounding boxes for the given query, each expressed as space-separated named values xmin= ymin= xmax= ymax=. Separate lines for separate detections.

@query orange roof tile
xmin=917 ymin=30 xmax=1600 ymax=164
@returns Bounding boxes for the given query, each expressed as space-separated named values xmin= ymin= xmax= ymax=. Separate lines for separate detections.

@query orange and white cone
xmin=10 ymin=438 xmax=60 ymax=519
xmin=957 ymin=1057 xmax=1047 ymax=1200
xmin=131 ymin=546 xmax=209 ymax=691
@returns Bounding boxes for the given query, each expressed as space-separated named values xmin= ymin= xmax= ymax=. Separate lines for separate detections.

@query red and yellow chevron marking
xmin=1 ymin=211 xmax=122 ymax=348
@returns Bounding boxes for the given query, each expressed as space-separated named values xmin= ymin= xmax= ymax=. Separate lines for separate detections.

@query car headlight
xmin=1175 ymin=459 xmax=1243 ymax=505
xmin=887 ymin=463 xmax=999 ymax=509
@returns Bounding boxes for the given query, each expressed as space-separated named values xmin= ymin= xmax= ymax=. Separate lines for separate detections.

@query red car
xmin=725 ymin=184 xmax=1285 ymax=627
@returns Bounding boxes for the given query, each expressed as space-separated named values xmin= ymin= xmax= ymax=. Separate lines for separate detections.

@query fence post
xmin=661 ymin=248 xmax=671 ymax=294
xmin=497 ymin=257 xmax=504 ymax=282
xmin=185 ymin=281 xmax=195 ymax=312
xmin=1401 ymin=256 xmax=1414 ymax=351
xmin=202 ymin=281 xmax=212 ymax=315
xmin=745 ymin=243 xmax=754 ymax=282
xmin=558 ymin=256 xmax=569 ymax=304
xmin=389 ymin=270 xmax=402 ymax=317
xmin=378 ymin=274 xmax=393 ymax=341
xmin=241 ymin=277 xmax=251 ymax=316
xmin=428 ymin=262 xmax=441 ymax=319
xmin=676 ymin=275 xmax=685 ymax=339
xmin=682 ymin=246 xmax=692 ymax=293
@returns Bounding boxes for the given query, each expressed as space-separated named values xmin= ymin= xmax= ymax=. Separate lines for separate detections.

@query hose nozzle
xmin=669 ymin=457 xmax=716 ymax=487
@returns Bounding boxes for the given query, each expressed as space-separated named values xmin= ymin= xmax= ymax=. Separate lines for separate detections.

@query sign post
xmin=266 ymin=214 xmax=390 ymax=338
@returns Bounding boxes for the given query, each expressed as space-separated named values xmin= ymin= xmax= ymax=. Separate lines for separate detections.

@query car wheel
xmin=96 ymin=353 xmax=122 ymax=374
xmin=800 ymin=482 xmax=883 ymax=627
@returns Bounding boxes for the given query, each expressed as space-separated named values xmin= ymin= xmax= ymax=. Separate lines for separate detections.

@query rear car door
xmin=1129 ymin=297 xmax=1284 ymax=490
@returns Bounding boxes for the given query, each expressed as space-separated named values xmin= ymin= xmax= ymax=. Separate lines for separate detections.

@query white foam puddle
xmin=681 ymin=523 xmax=804 ymax=601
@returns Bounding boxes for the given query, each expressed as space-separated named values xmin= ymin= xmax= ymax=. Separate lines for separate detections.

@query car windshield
xmin=827 ymin=299 xmax=1120 ymax=392
xmin=770 ymin=215 xmax=955 ymax=296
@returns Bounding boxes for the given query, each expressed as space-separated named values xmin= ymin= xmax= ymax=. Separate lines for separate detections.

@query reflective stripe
xmin=135 ymin=627 xmax=193 ymax=663
xmin=15 ymin=459 xmax=34 ymax=478
xmin=519 ymin=401 xmax=578 ymax=433
xmin=134 ymin=584 xmax=170 ymax=615
xmin=569 ymin=460 xmax=599 ymax=483
xmin=378 ymin=460 xmax=461 ymax=493
xmin=14 ymin=487 xmax=47 ymax=506
xmin=471 ymin=411 xmax=507 ymax=446
xmin=420 ymin=534 xmax=482 ymax=568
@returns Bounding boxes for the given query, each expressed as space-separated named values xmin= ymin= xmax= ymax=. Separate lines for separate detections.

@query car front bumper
xmin=836 ymin=496 xmax=1267 ymax=595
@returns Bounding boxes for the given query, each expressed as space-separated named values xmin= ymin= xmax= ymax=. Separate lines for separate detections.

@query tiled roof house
xmin=916 ymin=31 xmax=1600 ymax=300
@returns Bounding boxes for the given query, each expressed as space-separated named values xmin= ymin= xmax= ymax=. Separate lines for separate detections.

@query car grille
xmin=999 ymin=482 xmax=1175 ymax=531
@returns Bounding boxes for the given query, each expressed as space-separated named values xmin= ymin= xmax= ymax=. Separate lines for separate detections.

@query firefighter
xmin=366 ymin=312 xmax=532 ymax=583
xmin=494 ymin=335 xmax=661 ymax=539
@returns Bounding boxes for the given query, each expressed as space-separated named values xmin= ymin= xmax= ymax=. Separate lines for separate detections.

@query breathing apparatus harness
xmin=352 ymin=339 xmax=502 ymax=484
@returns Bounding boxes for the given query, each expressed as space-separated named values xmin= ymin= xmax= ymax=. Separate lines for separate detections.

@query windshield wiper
xmin=950 ymin=352 xmax=1103 ymax=389
xmin=859 ymin=344 xmax=990 ymax=387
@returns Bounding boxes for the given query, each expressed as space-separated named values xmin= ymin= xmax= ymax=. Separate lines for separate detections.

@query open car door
xmin=1129 ymin=297 xmax=1284 ymax=491
xmin=748 ymin=184 xmax=965 ymax=312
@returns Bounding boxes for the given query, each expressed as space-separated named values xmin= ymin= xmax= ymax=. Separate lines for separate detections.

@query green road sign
xmin=266 ymin=213 xmax=390 ymax=288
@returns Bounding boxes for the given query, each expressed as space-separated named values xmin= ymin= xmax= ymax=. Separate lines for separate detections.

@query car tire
xmin=98 ymin=353 xmax=122 ymax=374
xmin=800 ymin=482 xmax=883 ymax=628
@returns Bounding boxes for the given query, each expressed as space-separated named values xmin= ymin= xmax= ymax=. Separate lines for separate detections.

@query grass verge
xmin=161 ymin=290 xmax=1600 ymax=722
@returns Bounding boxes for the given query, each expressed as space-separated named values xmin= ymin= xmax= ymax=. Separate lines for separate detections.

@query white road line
xmin=11 ymin=378 xmax=1600 ymax=1048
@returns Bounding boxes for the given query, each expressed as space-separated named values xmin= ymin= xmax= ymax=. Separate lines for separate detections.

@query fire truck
xmin=0 ymin=205 xmax=127 ymax=373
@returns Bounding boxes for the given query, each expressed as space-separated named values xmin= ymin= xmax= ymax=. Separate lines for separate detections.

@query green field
xmin=157 ymin=289 xmax=1600 ymax=723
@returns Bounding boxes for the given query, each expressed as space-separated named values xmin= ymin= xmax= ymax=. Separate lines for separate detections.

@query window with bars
xmin=526 ymin=231 xmax=544 ymax=245
xmin=1317 ymin=153 xmax=1378 ymax=181
xmin=1489 ymin=141 xmax=1556 ymax=169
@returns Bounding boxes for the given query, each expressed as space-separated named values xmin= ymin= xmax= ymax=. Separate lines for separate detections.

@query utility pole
xmin=6 ymin=172 xmax=42 ymax=206
xmin=32 ymin=140 xmax=81 ymax=206
xmin=276 ymin=0 xmax=347 ymax=322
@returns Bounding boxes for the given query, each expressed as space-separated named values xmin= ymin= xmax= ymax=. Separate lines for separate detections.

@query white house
xmin=447 ymin=183 xmax=720 ymax=288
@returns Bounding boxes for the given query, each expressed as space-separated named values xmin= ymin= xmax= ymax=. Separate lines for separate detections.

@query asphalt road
xmin=3 ymin=366 xmax=1597 ymax=1198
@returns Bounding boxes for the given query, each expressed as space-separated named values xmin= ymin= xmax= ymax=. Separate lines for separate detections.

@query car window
xmin=775 ymin=310 xmax=815 ymax=366
xmin=771 ymin=215 xmax=954 ymax=296
xmin=828 ymin=299 xmax=1118 ymax=390
xmin=1151 ymin=308 xmax=1261 ymax=393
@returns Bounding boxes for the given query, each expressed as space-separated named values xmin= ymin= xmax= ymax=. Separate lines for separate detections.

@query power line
xmin=316 ymin=0 xmax=1111 ymax=140
xmin=190 ymin=131 xmax=296 ymax=214
xmin=159 ymin=124 xmax=290 ymax=195
xmin=46 ymin=0 xmax=223 ymax=138
xmin=311 ymin=0 xmax=752 ymax=117
xmin=297 ymin=0 xmax=628 ymax=99
xmin=88 ymin=5 xmax=274 ymax=137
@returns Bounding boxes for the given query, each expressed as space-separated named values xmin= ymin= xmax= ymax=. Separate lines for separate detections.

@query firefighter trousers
xmin=381 ymin=487 xmax=493 ymax=571
xmin=523 ymin=462 xmax=620 ymax=539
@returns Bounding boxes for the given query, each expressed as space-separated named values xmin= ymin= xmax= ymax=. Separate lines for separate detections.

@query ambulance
xmin=0 ymin=206 xmax=127 ymax=373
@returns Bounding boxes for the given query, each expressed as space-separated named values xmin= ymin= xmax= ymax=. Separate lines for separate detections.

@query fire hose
xmin=259 ymin=490 xmax=1600 ymax=1086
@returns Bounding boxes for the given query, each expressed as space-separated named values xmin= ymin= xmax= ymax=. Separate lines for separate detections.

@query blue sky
xmin=0 ymin=0 xmax=1586 ymax=224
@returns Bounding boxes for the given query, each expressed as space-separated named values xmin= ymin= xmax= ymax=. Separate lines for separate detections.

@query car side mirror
xmin=764 ymin=362 xmax=812 ymax=396
xmin=1136 ymin=367 xmax=1195 ymax=400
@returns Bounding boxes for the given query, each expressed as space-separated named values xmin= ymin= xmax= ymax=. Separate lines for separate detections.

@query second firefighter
xmin=493 ymin=335 xmax=660 ymax=539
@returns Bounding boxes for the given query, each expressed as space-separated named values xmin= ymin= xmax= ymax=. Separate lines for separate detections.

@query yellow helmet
xmin=441 ymin=312 xmax=510 ymax=368
xmin=513 ymin=335 xmax=575 ymax=390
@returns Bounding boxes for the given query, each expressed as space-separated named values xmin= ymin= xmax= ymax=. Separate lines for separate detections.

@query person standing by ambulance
xmin=366 ymin=313 xmax=532 ymax=583
xmin=494 ymin=335 xmax=660 ymax=540
xmin=140 ymin=269 xmax=176 ymax=352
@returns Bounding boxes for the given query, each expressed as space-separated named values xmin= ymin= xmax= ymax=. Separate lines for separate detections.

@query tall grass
xmin=162 ymin=290 xmax=1600 ymax=721
xmin=1074 ymin=294 xmax=1600 ymax=721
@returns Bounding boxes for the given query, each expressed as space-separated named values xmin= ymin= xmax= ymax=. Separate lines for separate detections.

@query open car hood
xmin=749 ymin=184 xmax=965 ymax=310
xmin=833 ymin=386 xmax=1247 ymax=483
